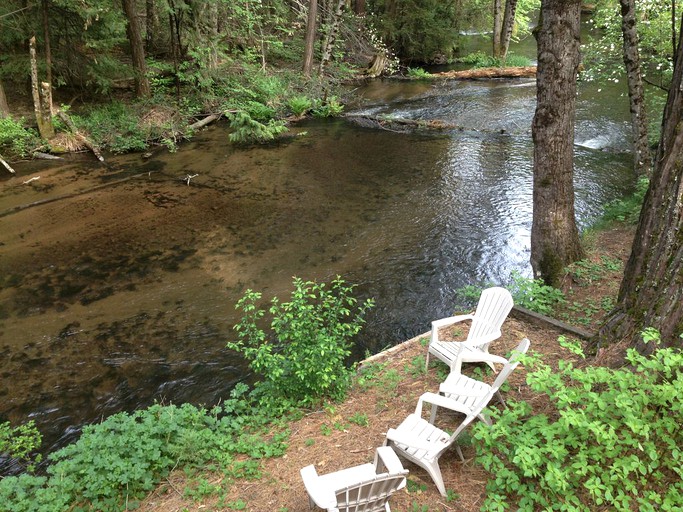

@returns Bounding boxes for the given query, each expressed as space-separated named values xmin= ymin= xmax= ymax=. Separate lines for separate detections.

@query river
xmin=0 ymin=68 xmax=635 ymax=469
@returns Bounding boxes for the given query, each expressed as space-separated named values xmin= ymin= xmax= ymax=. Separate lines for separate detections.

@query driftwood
xmin=0 ymin=153 xmax=15 ymax=174
xmin=57 ymin=110 xmax=105 ymax=162
xmin=432 ymin=66 xmax=537 ymax=80
xmin=33 ymin=151 xmax=63 ymax=160
xmin=345 ymin=114 xmax=459 ymax=133
xmin=187 ymin=114 xmax=220 ymax=131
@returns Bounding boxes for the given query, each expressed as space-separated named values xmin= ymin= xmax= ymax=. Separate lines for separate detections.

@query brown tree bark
xmin=493 ymin=0 xmax=503 ymax=57
xmin=530 ymin=0 xmax=584 ymax=287
xmin=353 ymin=0 xmax=365 ymax=16
xmin=122 ymin=0 xmax=151 ymax=98
xmin=303 ymin=0 xmax=318 ymax=76
xmin=595 ymin=14 xmax=683 ymax=351
xmin=0 ymin=79 xmax=9 ymax=117
xmin=620 ymin=0 xmax=652 ymax=176
xmin=500 ymin=0 xmax=518 ymax=59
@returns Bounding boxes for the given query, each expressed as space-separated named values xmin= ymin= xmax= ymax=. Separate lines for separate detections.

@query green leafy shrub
xmin=228 ymin=111 xmax=287 ymax=144
xmin=473 ymin=331 xmax=683 ymax=511
xmin=312 ymin=97 xmax=344 ymax=118
xmin=455 ymin=51 xmax=532 ymax=69
xmin=287 ymin=95 xmax=313 ymax=116
xmin=407 ymin=67 xmax=432 ymax=79
xmin=0 ymin=420 xmax=42 ymax=472
xmin=0 ymin=117 xmax=40 ymax=158
xmin=601 ymin=176 xmax=649 ymax=225
xmin=228 ymin=276 xmax=374 ymax=404
xmin=457 ymin=272 xmax=565 ymax=316
xmin=0 ymin=395 xmax=289 ymax=512
xmin=74 ymin=102 xmax=148 ymax=153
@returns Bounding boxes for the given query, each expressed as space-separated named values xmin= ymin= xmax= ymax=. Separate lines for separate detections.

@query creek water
xmin=0 ymin=68 xmax=635 ymax=470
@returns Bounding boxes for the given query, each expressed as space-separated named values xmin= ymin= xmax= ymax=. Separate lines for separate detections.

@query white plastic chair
xmin=300 ymin=446 xmax=408 ymax=512
xmin=384 ymin=390 xmax=494 ymax=497
xmin=435 ymin=338 xmax=531 ymax=425
xmin=425 ymin=286 xmax=514 ymax=373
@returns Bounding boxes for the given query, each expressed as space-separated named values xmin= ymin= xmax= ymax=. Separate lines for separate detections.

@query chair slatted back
xmin=335 ymin=472 xmax=408 ymax=512
xmin=467 ymin=287 xmax=514 ymax=344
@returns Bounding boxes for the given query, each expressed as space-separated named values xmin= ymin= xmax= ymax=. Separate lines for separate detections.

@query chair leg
xmin=424 ymin=460 xmax=447 ymax=497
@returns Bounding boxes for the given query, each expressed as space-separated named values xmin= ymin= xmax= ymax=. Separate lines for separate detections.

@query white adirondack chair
xmin=435 ymin=338 xmax=531 ymax=425
xmin=384 ymin=390 xmax=493 ymax=497
xmin=425 ymin=286 xmax=514 ymax=373
xmin=300 ymin=446 xmax=408 ymax=512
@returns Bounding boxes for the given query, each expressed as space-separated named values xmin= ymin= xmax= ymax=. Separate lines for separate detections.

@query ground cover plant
xmin=473 ymin=330 xmax=683 ymax=511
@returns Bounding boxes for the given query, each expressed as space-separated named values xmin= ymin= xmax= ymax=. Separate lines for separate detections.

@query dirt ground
xmin=136 ymin=226 xmax=635 ymax=512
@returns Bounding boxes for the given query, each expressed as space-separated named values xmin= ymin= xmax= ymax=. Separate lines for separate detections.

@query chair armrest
xmin=386 ymin=427 xmax=443 ymax=452
xmin=431 ymin=314 xmax=474 ymax=330
xmin=416 ymin=392 xmax=474 ymax=416
xmin=375 ymin=446 xmax=405 ymax=475
xmin=300 ymin=464 xmax=337 ymax=510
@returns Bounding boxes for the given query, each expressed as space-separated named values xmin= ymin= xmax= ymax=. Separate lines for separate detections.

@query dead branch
xmin=56 ymin=110 xmax=105 ymax=162
xmin=0 ymin=153 xmax=15 ymax=174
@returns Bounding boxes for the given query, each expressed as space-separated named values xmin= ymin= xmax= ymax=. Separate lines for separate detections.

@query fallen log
xmin=56 ymin=110 xmax=105 ymax=162
xmin=33 ymin=151 xmax=63 ymax=160
xmin=0 ymin=153 xmax=15 ymax=174
xmin=187 ymin=113 xmax=220 ymax=131
xmin=345 ymin=114 xmax=460 ymax=133
xmin=431 ymin=66 xmax=537 ymax=80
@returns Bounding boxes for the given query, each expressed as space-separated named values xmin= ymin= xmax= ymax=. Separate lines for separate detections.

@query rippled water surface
xmin=0 ymin=75 xmax=635 ymax=466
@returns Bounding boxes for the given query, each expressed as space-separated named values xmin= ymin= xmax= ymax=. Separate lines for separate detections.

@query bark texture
xmin=29 ymin=36 xmax=54 ymax=140
xmin=303 ymin=0 xmax=318 ymax=76
xmin=122 ymin=0 xmax=150 ymax=98
xmin=0 ymin=79 xmax=9 ymax=117
xmin=493 ymin=0 xmax=503 ymax=57
xmin=620 ymin=0 xmax=651 ymax=176
xmin=530 ymin=0 xmax=584 ymax=287
xmin=596 ymin=15 xmax=683 ymax=351
xmin=500 ymin=0 xmax=518 ymax=59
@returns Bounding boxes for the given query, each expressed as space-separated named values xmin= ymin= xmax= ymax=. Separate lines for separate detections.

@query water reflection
xmin=0 ymin=77 xmax=635 ymax=467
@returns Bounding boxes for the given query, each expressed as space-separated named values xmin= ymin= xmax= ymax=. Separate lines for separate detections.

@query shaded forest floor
xmin=137 ymin=224 xmax=635 ymax=512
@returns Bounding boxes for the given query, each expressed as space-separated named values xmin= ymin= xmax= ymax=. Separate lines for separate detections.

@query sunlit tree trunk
xmin=500 ymin=0 xmax=518 ymax=59
xmin=620 ymin=0 xmax=651 ymax=176
xmin=530 ymin=0 xmax=584 ymax=286
xmin=493 ymin=0 xmax=503 ymax=57
xmin=303 ymin=0 xmax=318 ymax=76
xmin=30 ymin=36 xmax=54 ymax=139
xmin=319 ymin=0 xmax=345 ymax=74
xmin=122 ymin=0 xmax=150 ymax=98
xmin=595 ymin=14 xmax=683 ymax=351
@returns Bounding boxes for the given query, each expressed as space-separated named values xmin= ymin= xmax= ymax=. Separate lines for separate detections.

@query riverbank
xmin=135 ymin=224 xmax=636 ymax=512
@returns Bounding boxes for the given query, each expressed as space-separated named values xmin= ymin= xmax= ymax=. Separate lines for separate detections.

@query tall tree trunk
xmin=595 ymin=14 xmax=683 ymax=352
xmin=303 ymin=0 xmax=318 ymax=76
xmin=530 ymin=0 xmax=584 ymax=286
xmin=319 ymin=0 xmax=345 ymax=74
xmin=29 ymin=36 xmax=54 ymax=140
xmin=0 ymin=79 xmax=9 ymax=117
xmin=354 ymin=0 xmax=365 ymax=16
xmin=42 ymin=0 xmax=52 ymax=90
xmin=500 ymin=0 xmax=518 ymax=59
xmin=620 ymin=0 xmax=651 ymax=176
xmin=493 ymin=0 xmax=503 ymax=57
xmin=145 ymin=0 xmax=159 ymax=52
xmin=122 ymin=0 xmax=150 ymax=98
